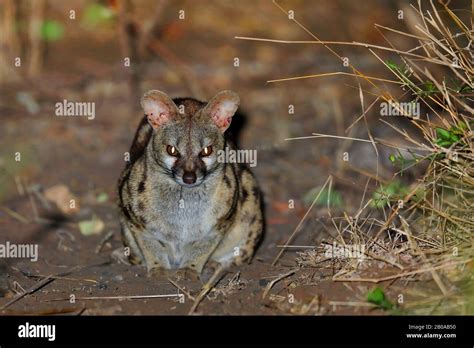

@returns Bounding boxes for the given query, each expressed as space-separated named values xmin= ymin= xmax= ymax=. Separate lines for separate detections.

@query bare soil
xmin=0 ymin=0 xmax=433 ymax=315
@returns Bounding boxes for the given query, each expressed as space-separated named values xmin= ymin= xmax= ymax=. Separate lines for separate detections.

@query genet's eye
xmin=200 ymin=146 xmax=213 ymax=157
xmin=166 ymin=145 xmax=179 ymax=157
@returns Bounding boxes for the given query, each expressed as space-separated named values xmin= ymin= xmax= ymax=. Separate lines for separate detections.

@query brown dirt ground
xmin=0 ymin=0 xmax=439 ymax=315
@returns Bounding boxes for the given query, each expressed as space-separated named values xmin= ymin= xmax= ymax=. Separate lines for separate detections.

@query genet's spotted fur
xmin=118 ymin=90 xmax=263 ymax=273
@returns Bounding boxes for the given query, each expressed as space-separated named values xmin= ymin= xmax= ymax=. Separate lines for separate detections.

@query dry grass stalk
xmin=247 ymin=0 xmax=473 ymax=314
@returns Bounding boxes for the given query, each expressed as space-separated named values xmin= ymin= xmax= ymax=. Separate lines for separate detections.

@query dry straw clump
xmin=325 ymin=0 xmax=473 ymax=314
xmin=239 ymin=0 xmax=473 ymax=314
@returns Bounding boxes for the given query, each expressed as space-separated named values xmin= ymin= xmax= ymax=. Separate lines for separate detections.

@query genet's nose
xmin=182 ymin=171 xmax=197 ymax=184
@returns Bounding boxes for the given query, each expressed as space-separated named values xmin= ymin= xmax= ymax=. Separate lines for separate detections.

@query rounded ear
xmin=140 ymin=90 xmax=178 ymax=129
xmin=205 ymin=90 xmax=240 ymax=132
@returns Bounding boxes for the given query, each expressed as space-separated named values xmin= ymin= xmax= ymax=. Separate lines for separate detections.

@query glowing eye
xmin=200 ymin=146 xmax=213 ymax=157
xmin=166 ymin=145 xmax=179 ymax=157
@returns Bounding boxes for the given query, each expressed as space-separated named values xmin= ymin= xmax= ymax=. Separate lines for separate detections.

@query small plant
xmin=82 ymin=3 xmax=116 ymax=29
xmin=367 ymin=287 xmax=394 ymax=311
xmin=371 ymin=180 xmax=409 ymax=209
xmin=369 ymin=2 xmax=473 ymax=314
xmin=303 ymin=186 xmax=343 ymax=208
xmin=420 ymin=80 xmax=439 ymax=97
xmin=435 ymin=127 xmax=460 ymax=148
xmin=388 ymin=149 xmax=422 ymax=175
xmin=434 ymin=121 xmax=472 ymax=149
xmin=40 ymin=20 xmax=64 ymax=42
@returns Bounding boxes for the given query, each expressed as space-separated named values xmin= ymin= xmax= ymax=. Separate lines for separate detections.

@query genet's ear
xmin=204 ymin=90 xmax=240 ymax=132
xmin=140 ymin=90 xmax=178 ymax=129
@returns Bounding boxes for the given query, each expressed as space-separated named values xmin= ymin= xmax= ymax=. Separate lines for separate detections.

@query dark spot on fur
xmin=241 ymin=187 xmax=249 ymax=202
xmin=158 ymin=240 xmax=165 ymax=247
xmin=251 ymin=186 xmax=260 ymax=198
xmin=127 ymin=204 xmax=140 ymax=224
xmin=223 ymin=174 xmax=231 ymax=188
xmin=243 ymin=165 xmax=251 ymax=173
xmin=137 ymin=201 xmax=145 ymax=211
xmin=250 ymin=215 xmax=257 ymax=225
xmin=118 ymin=167 xmax=132 ymax=195
xmin=137 ymin=181 xmax=146 ymax=193
xmin=121 ymin=204 xmax=131 ymax=220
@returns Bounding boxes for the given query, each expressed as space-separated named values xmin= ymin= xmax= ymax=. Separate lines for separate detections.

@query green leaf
xmin=78 ymin=215 xmax=104 ymax=236
xmin=371 ymin=180 xmax=408 ymax=209
xmin=96 ymin=192 xmax=109 ymax=203
xmin=388 ymin=150 xmax=422 ymax=175
xmin=367 ymin=287 xmax=384 ymax=303
xmin=436 ymin=128 xmax=451 ymax=141
xmin=386 ymin=60 xmax=413 ymax=79
xmin=303 ymin=186 xmax=343 ymax=208
xmin=421 ymin=80 xmax=438 ymax=96
xmin=82 ymin=3 xmax=115 ymax=28
xmin=436 ymin=140 xmax=452 ymax=148
xmin=449 ymin=133 xmax=460 ymax=142
xmin=459 ymin=84 xmax=474 ymax=93
xmin=40 ymin=20 xmax=64 ymax=41
xmin=367 ymin=287 xmax=394 ymax=310
xmin=386 ymin=60 xmax=398 ymax=71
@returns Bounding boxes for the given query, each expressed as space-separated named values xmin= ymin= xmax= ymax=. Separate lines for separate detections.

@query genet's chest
xmin=145 ymin=186 xmax=220 ymax=244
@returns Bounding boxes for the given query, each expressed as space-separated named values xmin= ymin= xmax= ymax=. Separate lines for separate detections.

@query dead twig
xmin=1 ymin=206 xmax=30 ymax=224
xmin=272 ymin=176 xmax=332 ymax=265
xmin=43 ymin=294 xmax=182 ymax=302
xmin=188 ymin=265 xmax=226 ymax=314
xmin=262 ymin=268 xmax=298 ymax=299
xmin=95 ymin=231 xmax=114 ymax=254
xmin=333 ymin=258 xmax=471 ymax=283
xmin=168 ymin=278 xmax=195 ymax=301
xmin=0 ymin=275 xmax=54 ymax=312
xmin=0 ymin=262 xmax=109 ymax=312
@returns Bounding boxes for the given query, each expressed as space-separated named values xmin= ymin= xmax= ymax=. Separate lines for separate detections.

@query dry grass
xmin=326 ymin=0 xmax=474 ymax=314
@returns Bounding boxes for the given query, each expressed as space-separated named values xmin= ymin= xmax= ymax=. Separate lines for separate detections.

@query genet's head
xmin=141 ymin=90 xmax=240 ymax=187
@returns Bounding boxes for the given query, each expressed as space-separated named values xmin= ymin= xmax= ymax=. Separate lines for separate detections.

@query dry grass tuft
xmin=319 ymin=0 xmax=473 ymax=314
xmin=241 ymin=0 xmax=473 ymax=314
